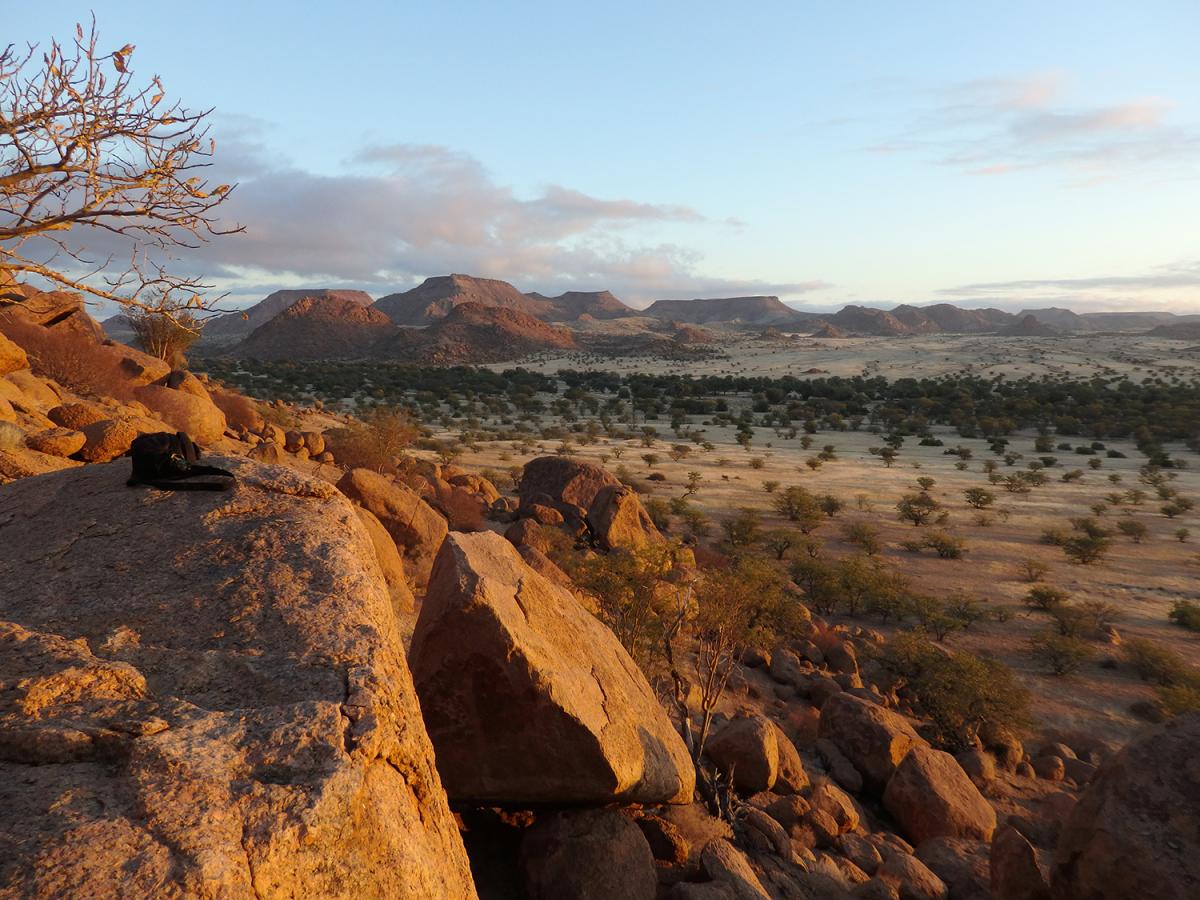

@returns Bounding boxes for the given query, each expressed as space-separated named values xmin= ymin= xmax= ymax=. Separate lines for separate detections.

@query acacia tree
xmin=1 ymin=21 xmax=241 ymax=315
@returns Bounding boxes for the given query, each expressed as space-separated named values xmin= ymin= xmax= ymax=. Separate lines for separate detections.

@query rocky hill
xmin=1146 ymin=321 xmax=1200 ymax=340
xmin=200 ymin=288 xmax=374 ymax=345
xmin=373 ymin=274 xmax=534 ymax=326
xmin=234 ymin=294 xmax=397 ymax=359
xmin=523 ymin=289 xmax=635 ymax=321
xmin=408 ymin=302 xmax=578 ymax=363
xmin=1002 ymin=314 xmax=1061 ymax=337
xmin=823 ymin=305 xmax=918 ymax=336
xmin=644 ymin=295 xmax=812 ymax=326
xmin=809 ymin=319 xmax=849 ymax=338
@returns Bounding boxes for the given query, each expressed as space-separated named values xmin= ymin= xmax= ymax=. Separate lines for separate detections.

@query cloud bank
xmin=168 ymin=123 xmax=826 ymax=307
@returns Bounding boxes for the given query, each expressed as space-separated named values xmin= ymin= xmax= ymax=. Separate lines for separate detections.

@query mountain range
xmin=99 ymin=273 xmax=1200 ymax=362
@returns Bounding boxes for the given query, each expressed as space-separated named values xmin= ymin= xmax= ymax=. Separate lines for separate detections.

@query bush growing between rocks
xmin=872 ymin=631 xmax=1029 ymax=751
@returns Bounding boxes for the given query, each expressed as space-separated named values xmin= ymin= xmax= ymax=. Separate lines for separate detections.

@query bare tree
xmin=1 ymin=20 xmax=241 ymax=314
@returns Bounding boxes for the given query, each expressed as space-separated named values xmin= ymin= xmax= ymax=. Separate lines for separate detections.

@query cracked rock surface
xmin=409 ymin=531 xmax=695 ymax=806
xmin=0 ymin=457 xmax=476 ymax=899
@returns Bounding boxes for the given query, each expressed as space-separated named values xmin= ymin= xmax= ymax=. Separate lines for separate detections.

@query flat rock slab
xmin=0 ymin=458 xmax=475 ymax=899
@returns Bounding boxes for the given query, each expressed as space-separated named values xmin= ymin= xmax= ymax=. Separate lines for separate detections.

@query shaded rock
xmin=519 ymin=455 xmax=620 ymax=515
xmin=637 ymin=814 xmax=691 ymax=865
xmin=77 ymin=418 xmax=138 ymax=463
xmin=526 ymin=502 xmax=564 ymax=525
xmin=817 ymin=737 xmax=865 ymax=793
xmin=447 ymin=471 xmax=500 ymax=504
xmin=706 ymin=715 xmax=777 ymax=793
xmin=837 ymin=833 xmax=883 ymax=875
xmin=769 ymin=647 xmax=809 ymax=688
xmin=409 ymin=532 xmax=694 ymax=805
xmin=809 ymin=780 xmax=861 ymax=833
xmin=765 ymin=794 xmax=812 ymax=834
xmin=47 ymin=401 xmax=108 ymax=430
xmin=854 ymin=879 xmax=901 ymax=900
xmin=0 ymin=445 xmax=82 ymax=483
xmin=1031 ymin=755 xmax=1064 ymax=782
xmin=956 ymin=749 xmax=996 ymax=788
xmin=6 ymin=369 xmax=61 ymax=409
xmin=587 ymin=483 xmax=665 ymax=551
xmin=249 ymin=441 xmax=287 ymax=464
xmin=1060 ymin=757 xmax=1096 ymax=785
xmin=877 ymin=853 xmax=949 ymax=900
xmin=516 ymin=545 xmax=576 ymax=594
xmin=355 ymin=507 xmax=415 ymax=615
xmin=1052 ymin=712 xmax=1200 ymax=900
xmin=883 ymin=746 xmax=997 ymax=845
xmin=335 ymin=467 xmax=448 ymax=587
xmin=208 ymin=385 xmax=264 ymax=432
xmin=504 ymin=516 xmax=555 ymax=554
xmin=990 ymin=825 xmax=1051 ymax=900
xmin=520 ymin=808 xmax=656 ymax=900
xmin=700 ymin=839 xmax=771 ymax=900
xmin=826 ymin=639 xmax=859 ymax=674
xmin=132 ymin=383 xmax=226 ymax=445
xmin=820 ymin=693 xmax=924 ymax=792
xmin=0 ymin=458 xmax=475 ymax=898
xmin=25 ymin=427 xmax=86 ymax=458
xmin=915 ymin=837 xmax=991 ymax=900
xmin=0 ymin=331 xmax=27 ymax=375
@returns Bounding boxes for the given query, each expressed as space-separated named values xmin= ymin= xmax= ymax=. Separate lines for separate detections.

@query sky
xmin=7 ymin=1 xmax=1200 ymax=312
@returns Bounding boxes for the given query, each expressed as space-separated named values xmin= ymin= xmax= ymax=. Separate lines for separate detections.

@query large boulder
xmin=409 ymin=531 xmax=695 ymax=806
xmin=24 ymin=427 xmax=86 ymax=458
xmin=819 ymin=693 xmax=925 ymax=792
xmin=355 ymin=507 xmax=415 ymax=615
xmin=0 ymin=458 xmax=475 ymax=898
xmin=883 ymin=746 xmax=997 ymax=845
xmin=336 ymin=467 xmax=449 ymax=587
xmin=0 ymin=331 xmax=27 ymax=375
xmin=587 ymin=484 xmax=665 ymax=551
xmin=1052 ymin=712 xmax=1200 ymax=900
xmin=132 ymin=383 xmax=227 ymax=445
xmin=518 ymin=455 xmax=620 ymax=516
xmin=705 ymin=714 xmax=808 ymax=795
xmin=77 ymin=418 xmax=139 ymax=463
xmin=520 ymin=809 xmax=656 ymax=900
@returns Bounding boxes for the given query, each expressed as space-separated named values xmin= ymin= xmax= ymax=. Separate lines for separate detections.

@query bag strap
xmin=127 ymin=464 xmax=237 ymax=492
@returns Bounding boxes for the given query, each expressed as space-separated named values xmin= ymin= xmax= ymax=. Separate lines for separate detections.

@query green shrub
xmin=1029 ymin=631 xmax=1093 ymax=675
xmin=1168 ymin=600 xmax=1200 ymax=632
xmin=872 ymin=632 xmax=1029 ymax=750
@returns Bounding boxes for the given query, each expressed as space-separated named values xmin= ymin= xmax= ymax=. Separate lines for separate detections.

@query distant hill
xmin=822 ymin=305 xmax=917 ymax=336
xmin=643 ymin=295 xmax=810 ymax=325
xmin=523 ymin=290 xmax=634 ymax=321
xmin=896 ymin=303 xmax=1015 ymax=334
xmin=234 ymin=295 xmax=395 ymax=360
xmin=408 ymin=302 xmax=578 ymax=363
xmin=374 ymin=274 xmax=533 ymax=325
xmin=1146 ymin=322 xmax=1200 ymax=340
xmin=202 ymin=289 xmax=374 ymax=345
xmin=809 ymin=320 xmax=848 ymax=338
xmin=1001 ymin=314 xmax=1060 ymax=337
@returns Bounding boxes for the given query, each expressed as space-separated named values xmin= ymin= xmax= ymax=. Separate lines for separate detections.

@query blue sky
xmin=9 ymin=2 xmax=1200 ymax=311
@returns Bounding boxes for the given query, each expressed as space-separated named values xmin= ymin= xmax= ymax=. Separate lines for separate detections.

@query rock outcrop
xmin=587 ymin=483 xmax=665 ymax=551
xmin=519 ymin=455 xmax=621 ymax=518
xmin=819 ymin=693 xmax=924 ymax=792
xmin=520 ymin=809 xmax=657 ymax=900
xmin=335 ymin=467 xmax=449 ymax=587
xmin=0 ymin=458 xmax=475 ymax=898
xmin=1052 ymin=712 xmax=1200 ymax=900
xmin=409 ymin=531 xmax=695 ymax=806
xmin=882 ymin=746 xmax=997 ymax=844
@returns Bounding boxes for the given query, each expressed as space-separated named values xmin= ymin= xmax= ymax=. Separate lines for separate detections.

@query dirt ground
xmin=507 ymin=330 xmax=1200 ymax=382
xmin=450 ymin=415 xmax=1200 ymax=750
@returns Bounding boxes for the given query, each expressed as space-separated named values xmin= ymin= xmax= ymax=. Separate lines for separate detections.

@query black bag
xmin=127 ymin=432 xmax=235 ymax=491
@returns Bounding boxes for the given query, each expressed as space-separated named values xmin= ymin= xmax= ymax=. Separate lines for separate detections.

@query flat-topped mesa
xmin=643 ymin=295 xmax=807 ymax=325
